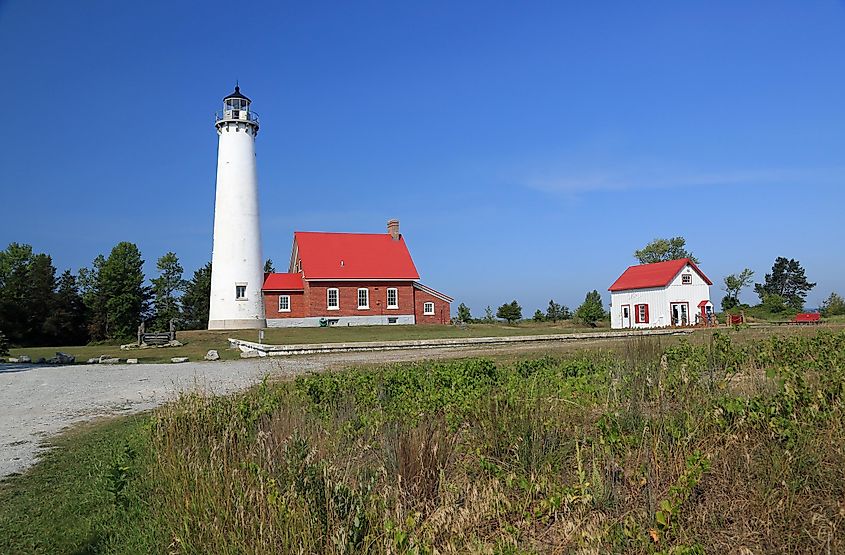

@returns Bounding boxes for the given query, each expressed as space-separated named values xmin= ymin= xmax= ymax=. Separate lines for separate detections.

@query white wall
xmin=208 ymin=120 xmax=266 ymax=329
xmin=610 ymin=264 xmax=711 ymax=329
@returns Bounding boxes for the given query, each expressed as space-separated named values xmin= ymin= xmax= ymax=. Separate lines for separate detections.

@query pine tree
xmin=79 ymin=255 xmax=107 ymax=340
xmin=575 ymin=290 xmax=606 ymax=327
xmin=0 ymin=243 xmax=58 ymax=346
xmin=546 ymin=299 xmax=561 ymax=322
xmin=483 ymin=306 xmax=495 ymax=323
xmin=754 ymin=257 xmax=816 ymax=310
xmin=98 ymin=242 xmax=149 ymax=340
xmin=44 ymin=270 xmax=88 ymax=345
xmin=496 ymin=300 xmax=522 ymax=324
xmin=264 ymin=258 xmax=275 ymax=273
xmin=457 ymin=302 xmax=472 ymax=323
xmin=533 ymin=309 xmax=545 ymax=322
xmin=182 ymin=262 xmax=212 ymax=330
xmin=151 ymin=252 xmax=186 ymax=330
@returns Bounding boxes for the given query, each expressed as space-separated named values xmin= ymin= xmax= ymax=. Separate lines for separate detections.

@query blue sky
xmin=1 ymin=1 xmax=843 ymax=314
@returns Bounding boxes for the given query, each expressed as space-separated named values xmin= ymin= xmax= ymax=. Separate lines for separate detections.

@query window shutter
xmin=644 ymin=304 xmax=650 ymax=323
xmin=634 ymin=304 xmax=640 ymax=323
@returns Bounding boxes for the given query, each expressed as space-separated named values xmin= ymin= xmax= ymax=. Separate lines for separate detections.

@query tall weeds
xmin=139 ymin=330 xmax=845 ymax=553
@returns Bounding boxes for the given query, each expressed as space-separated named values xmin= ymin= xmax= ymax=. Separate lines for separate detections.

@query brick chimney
xmin=387 ymin=219 xmax=400 ymax=240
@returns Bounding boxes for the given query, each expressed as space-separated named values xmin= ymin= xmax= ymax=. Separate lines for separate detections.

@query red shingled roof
xmin=608 ymin=258 xmax=712 ymax=292
xmin=295 ymin=232 xmax=420 ymax=280
xmin=262 ymin=272 xmax=304 ymax=291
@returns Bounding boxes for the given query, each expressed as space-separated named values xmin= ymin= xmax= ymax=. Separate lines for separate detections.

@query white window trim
xmin=235 ymin=283 xmax=248 ymax=301
xmin=357 ymin=288 xmax=370 ymax=310
xmin=278 ymin=295 xmax=291 ymax=313
xmin=327 ymin=288 xmax=339 ymax=310
xmin=423 ymin=301 xmax=435 ymax=315
xmin=386 ymin=287 xmax=398 ymax=309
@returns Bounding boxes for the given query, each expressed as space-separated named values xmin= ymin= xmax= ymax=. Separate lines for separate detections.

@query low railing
xmin=215 ymin=109 xmax=260 ymax=124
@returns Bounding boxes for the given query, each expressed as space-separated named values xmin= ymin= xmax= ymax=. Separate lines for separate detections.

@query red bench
xmin=792 ymin=313 xmax=821 ymax=324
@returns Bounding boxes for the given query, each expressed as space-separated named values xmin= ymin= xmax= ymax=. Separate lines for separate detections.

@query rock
xmin=35 ymin=357 xmax=47 ymax=364
xmin=0 ymin=358 xmax=5 ymax=363
xmin=86 ymin=358 xmax=99 ymax=364
xmin=99 ymin=355 xmax=121 ymax=364
xmin=168 ymin=340 xmax=183 ymax=347
xmin=126 ymin=358 xmax=138 ymax=364
xmin=55 ymin=352 xmax=75 ymax=364
xmin=171 ymin=357 xmax=189 ymax=363
xmin=8 ymin=357 xmax=18 ymax=363
xmin=120 ymin=343 xmax=138 ymax=350
xmin=204 ymin=349 xmax=220 ymax=361
xmin=240 ymin=350 xmax=260 ymax=359
xmin=19 ymin=355 xmax=31 ymax=363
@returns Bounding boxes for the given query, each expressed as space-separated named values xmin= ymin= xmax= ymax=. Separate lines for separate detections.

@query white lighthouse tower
xmin=208 ymin=85 xmax=266 ymax=330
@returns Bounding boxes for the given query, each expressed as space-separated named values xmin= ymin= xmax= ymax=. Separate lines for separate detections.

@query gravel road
xmin=1 ymin=342 xmax=581 ymax=478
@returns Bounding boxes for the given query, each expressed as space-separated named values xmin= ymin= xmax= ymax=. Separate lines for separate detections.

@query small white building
xmin=608 ymin=258 xmax=713 ymax=329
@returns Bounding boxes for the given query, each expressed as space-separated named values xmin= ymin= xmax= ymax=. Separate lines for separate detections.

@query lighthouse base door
xmin=670 ymin=303 xmax=689 ymax=326
xmin=621 ymin=305 xmax=631 ymax=328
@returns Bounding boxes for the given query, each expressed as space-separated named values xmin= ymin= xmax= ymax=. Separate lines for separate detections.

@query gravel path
xmin=0 ymin=340 xmax=615 ymax=479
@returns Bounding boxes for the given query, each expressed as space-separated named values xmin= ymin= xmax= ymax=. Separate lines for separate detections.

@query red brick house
xmin=262 ymin=220 xmax=452 ymax=327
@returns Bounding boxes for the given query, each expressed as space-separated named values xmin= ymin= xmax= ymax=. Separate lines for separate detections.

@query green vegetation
xmin=634 ymin=236 xmax=698 ymax=264
xmin=5 ymin=329 xmax=845 ymax=553
xmin=575 ymin=289 xmax=607 ymax=327
xmin=150 ymin=252 xmax=186 ymax=331
xmin=821 ymin=292 xmax=845 ymax=317
xmin=754 ymin=256 xmax=816 ymax=311
xmin=720 ymin=268 xmax=754 ymax=311
xmin=497 ymin=300 xmax=523 ymax=324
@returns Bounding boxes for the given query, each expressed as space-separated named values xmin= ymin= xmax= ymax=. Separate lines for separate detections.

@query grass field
xmin=2 ymin=327 xmax=844 ymax=553
xmin=6 ymin=321 xmax=609 ymax=364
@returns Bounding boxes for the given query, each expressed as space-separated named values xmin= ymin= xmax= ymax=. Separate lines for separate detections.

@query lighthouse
xmin=208 ymin=85 xmax=266 ymax=330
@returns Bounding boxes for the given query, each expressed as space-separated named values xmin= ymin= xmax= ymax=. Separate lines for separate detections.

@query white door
xmin=670 ymin=303 xmax=689 ymax=326
xmin=621 ymin=305 xmax=631 ymax=328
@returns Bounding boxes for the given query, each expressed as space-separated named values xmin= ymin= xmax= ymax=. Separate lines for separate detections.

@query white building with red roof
xmin=608 ymin=258 xmax=713 ymax=329
xmin=262 ymin=219 xmax=453 ymax=327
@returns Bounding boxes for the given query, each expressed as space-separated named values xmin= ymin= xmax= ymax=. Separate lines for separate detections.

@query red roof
xmin=262 ymin=272 xmax=304 ymax=291
xmin=295 ymin=232 xmax=420 ymax=280
xmin=608 ymin=258 xmax=712 ymax=292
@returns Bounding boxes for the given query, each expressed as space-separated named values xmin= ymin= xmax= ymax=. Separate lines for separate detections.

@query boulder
xmin=19 ymin=355 xmax=31 ymax=363
xmin=171 ymin=357 xmax=189 ymax=363
xmin=99 ymin=355 xmax=121 ymax=364
xmin=86 ymin=358 xmax=99 ymax=364
xmin=8 ymin=357 xmax=18 ymax=363
xmin=240 ymin=350 xmax=260 ymax=359
xmin=35 ymin=357 xmax=47 ymax=364
xmin=204 ymin=349 xmax=220 ymax=361
xmin=126 ymin=358 xmax=138 ymax=364
xmin=168 ymin=340 xmax=183 ymax=347
xmin=55 ymin=352 xmax=75 ymax=364
xmin=120 ymin=343 xmax=138 ymax=350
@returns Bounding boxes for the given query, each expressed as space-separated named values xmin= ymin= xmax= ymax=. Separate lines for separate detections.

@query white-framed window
xmin=278 ymin=295 xmax=290 ymax=312
xmin=357 ymin=288 xmax=369 ymax=309
xmin=682 ymin=274 xmax=692 ymax=285
xmin=235 ymin=283 xmax=247 ymax=300
xmin=423 ymin=302 xmax=435 ymax=315
xmin=387 ymin=288 xmax=398 ymax=309
xmin=327 ymin=288 xmax=339 ymax=310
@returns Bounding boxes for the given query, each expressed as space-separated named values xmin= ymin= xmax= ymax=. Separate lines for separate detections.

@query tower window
xmin=278 ymin=295 xmax=290 ymax=312
xmin=358 ymin=288 xmax=369 ymax=309
xmin=387 ymin=288 xmax=398 ymax=309
xmin=327 ymin=288 xmax=339 ymax=310
xmin=235 ymin=284 xmax=247 ymax=300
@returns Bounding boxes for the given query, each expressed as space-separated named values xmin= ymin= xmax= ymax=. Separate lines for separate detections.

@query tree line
xmin=634 ymin=236 xmax=841 ymax=316
xmin=456 ymin=290 xmax=608 ymax=327
xmin=0 ymin=242 xmax=212 ymax=347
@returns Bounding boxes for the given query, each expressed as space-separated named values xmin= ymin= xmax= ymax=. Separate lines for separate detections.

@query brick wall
xmin=263 ymin=291 xmax=307 ymax=318
xmin=413 ymin=288 xmax=451 ymax=324
xmin=303 ymin=281 xmax=415 ymax=317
